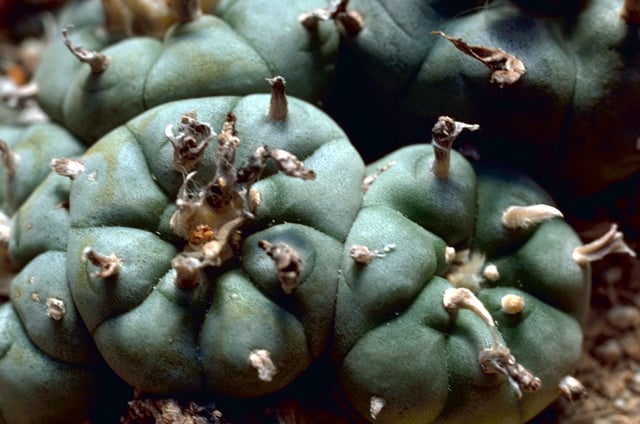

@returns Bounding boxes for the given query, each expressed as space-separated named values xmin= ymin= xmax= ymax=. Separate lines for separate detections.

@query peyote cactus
xmin=0 ymin=123 xmax=84 ymax=299
xmin=1 ymin=169 xmax=130 ymax=424
xmin=331 ymin=117 xmax=632 ymax=424
xmin=306 ymin=0 xmax=640 ymax=197
xmin=0 ymin=124 xmax=128 ymax=423
xmin=53 ymin=82 xmax=364 ymax=401
xmin=34 ymin=0 xmax=339 ymax=143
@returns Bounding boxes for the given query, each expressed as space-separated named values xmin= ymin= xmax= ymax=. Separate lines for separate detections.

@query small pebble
xmin=606 ymin=305 xmax=640 ymax=331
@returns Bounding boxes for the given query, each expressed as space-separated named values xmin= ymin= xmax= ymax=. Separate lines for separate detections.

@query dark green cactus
xmin=310 ymin=0 xmax=640 ymax=197
xmin=330 ymin=117 xmax=629 ymax=423
xmin=34 ymin=0 xmax=338 ymax=142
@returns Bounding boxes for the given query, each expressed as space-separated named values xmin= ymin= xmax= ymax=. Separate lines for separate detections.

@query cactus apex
xmin=249 ymin=349 xmax=278 ymax=382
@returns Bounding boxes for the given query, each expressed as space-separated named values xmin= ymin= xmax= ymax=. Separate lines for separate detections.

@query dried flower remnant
xmin=431 ymin=31 xmax=526 ymax=87
xmin=168 ymin=111 xmax=316 ymax=288
xmin=0 ymin=139 xmax=18 ymax=176
xmin=46 ymin=297 xmax=66 ymax=321
xmin=267 ymin=76 xmax=288 ymax=121
xmin=122 ymin=389 xmax=217 ymax=424
xmin=430 ymin=116 xmax=479 ymax=179
xmin=258 ymin=240 xmax=303 ymax=294
xmin=444 ymin=287 xmax=541 ymax=398
xmin=61 ymin=25 xmax=111 ymax=73
xmin=349 ymin=243 xmax=396 ymax=265
xmin=501 ymin=204 xmax=563 ymax=230
xmin=369 ymin=396 xmax=386 ymax=420
xmin=446 ymin=250 xmax=486 ymax=291
xmin=558 ymin=375 xmax=587 ymax=402
xmin=299 ymin=0 xmax=363 ymax=36
xmin=479 ymin=346 xmax=541 ymax=399
xmin=249 ymin=349 xmax=277 ymax=382
xmin=50 ymin=158 xmax=85 ymax=180
xmin=573 ymin=223 xmax=636 ymax=265
xmin=165 ymin=112 xmax=214 ymax=174
xmin=82 ymin=247 xmax=121 ymax=279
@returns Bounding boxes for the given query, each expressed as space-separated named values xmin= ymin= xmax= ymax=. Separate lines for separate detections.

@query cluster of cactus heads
xmin=0 ymin=0 xmax=638 ymax=423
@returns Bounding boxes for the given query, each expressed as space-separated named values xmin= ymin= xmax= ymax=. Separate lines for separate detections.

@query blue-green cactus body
xmin=333 ymin=144 xmax=590 ymax=424
xmin=35 ymin=0 xmax=338 ymax=142
xmin=63 ymin=93 xmax=365 ymax=398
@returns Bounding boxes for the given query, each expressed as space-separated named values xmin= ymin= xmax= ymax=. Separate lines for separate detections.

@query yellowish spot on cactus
xmin=431 ymin=31 xmax=526 ymax=87
xmin=46 ymin=297 xmax=66 ymax=321
xmin=483 ymin=263 xmax=500 ymax=282
xmin=573 ymin=223 xmax=636 ymax=265
xmin=501 ymin=204 xmax=563 ymax=230
xmin=249 ymin=349 xmax=277 ymax=382
xmin=370 ymin=396 xmax=386 ymax=420
xmin=82 ymin=247 xmax=121 ymax=279
xmin=50 ymin=157 xmax=85 ymax=180
xmin=30 ymin=291 xmax=40 ymax=302
xmin=500 ymin=294 xmax=525 ymax=314
xmin=349 ymin=243 xmax=396 ymax=265
xmin=431 ymin=116 xmax=479 ymax=179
